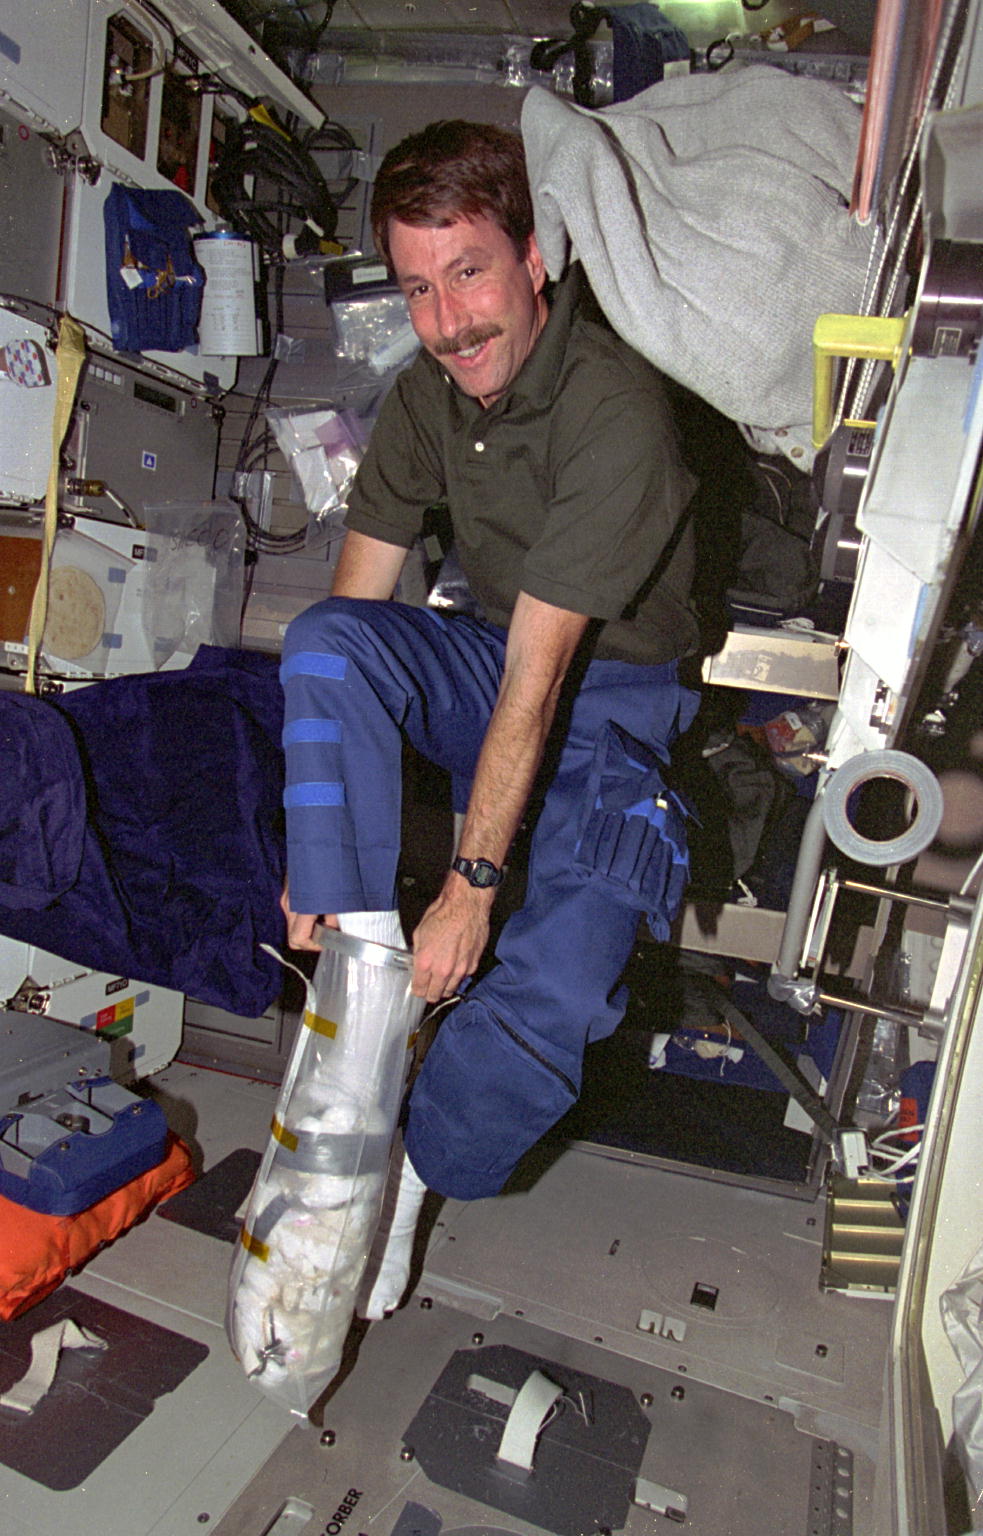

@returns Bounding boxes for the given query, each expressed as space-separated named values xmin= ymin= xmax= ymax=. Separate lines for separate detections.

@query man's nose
xmin=433 ymin=284 xmax=468 ymax=341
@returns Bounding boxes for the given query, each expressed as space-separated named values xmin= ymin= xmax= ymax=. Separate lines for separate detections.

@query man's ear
xmin=524 ymin=231 xmax=547 ymax=294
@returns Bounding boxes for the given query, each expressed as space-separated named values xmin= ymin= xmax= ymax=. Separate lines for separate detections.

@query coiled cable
xmin=210 ymin=108 xmax=359 ymax=256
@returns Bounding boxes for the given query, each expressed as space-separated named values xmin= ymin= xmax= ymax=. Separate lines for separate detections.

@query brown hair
xmin=370 ymin=120 xmax=534 ymax=269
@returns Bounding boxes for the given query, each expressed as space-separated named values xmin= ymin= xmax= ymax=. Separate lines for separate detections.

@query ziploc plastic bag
xmin=330 ymin=292 xmax=419 ymax=375
xmin=266 ymin=406 xmax=369 ymax=522
xmin=141 ymin=501 xmax=245 ymax=667
xmin=227 ymin=928 xmax=425 ymax=1416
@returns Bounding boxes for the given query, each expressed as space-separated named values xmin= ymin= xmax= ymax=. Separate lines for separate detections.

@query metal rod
xmin=702 ymin=981 xmax=843 ymax=1145
xmin=838 ymin=879 xmax=949 ymax=913
xmin=817 ymin=990 xmax=924 ymax=1027
xmin=774 ymin=793 xmax=830 ymax=982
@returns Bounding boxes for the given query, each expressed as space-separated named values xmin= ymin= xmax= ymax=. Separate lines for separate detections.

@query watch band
xmin=451 ymin=855 xmax=504 ymax=889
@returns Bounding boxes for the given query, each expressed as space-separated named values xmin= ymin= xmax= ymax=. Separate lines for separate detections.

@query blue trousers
xmin=281 ymin=598 xmax=698 ymax=1199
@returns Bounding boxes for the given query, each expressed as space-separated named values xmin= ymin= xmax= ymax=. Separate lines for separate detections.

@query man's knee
xmin=283 ymin=596 xmax=366 ymax=663
xmin=404 ymin=999 xmax=578 ymax=1200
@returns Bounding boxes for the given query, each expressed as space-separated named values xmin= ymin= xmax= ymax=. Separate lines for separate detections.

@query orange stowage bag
xmin=0 ymin=1133 xmax=195 ymax=1321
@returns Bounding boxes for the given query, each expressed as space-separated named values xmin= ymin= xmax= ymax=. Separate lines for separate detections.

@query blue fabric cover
xmin=608 ymin=3 xmax=691 ymax=101
xmin=0 ymin=696 xmax=86 ymax=909
xmin=0 ymin=648 xmax=286 ymax=1015
xmin=103 ymin=183 xmax=205 ymax=353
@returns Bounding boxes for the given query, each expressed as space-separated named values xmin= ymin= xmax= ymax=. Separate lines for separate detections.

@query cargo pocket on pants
xmin=573 ymin=720 xmax=693 ymax=941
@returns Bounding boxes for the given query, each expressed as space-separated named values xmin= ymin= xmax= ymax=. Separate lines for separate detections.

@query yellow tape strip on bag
xmin=303 ymin=1009 xmax=338 ymax=1038
xmin=270 ymin=1115 xmax=298 ymax=1152
xmin=240 ymin=1227 xmax=270 ymax=1262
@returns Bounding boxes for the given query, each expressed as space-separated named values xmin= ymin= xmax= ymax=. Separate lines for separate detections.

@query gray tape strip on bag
xmin=821 ymin=750 xmax=944 ymax=868
xmin=273 ymin=1130 xmax=390 ymax=1178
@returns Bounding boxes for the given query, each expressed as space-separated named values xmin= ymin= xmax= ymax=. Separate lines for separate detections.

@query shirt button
xmin=474 ymin=440 xmax=485 ymax=452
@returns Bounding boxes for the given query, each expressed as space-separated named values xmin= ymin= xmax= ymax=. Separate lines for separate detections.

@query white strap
xmin=0 ymin=1319 xmax=106 ymax=1414
xmin=260 ymin=943 xmax=317 ymax=1017
xmin=495 ymin=1369 xmax=564 ymax=1471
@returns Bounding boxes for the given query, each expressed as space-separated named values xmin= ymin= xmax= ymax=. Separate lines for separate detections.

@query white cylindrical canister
xmin=194 ymin=230 xmax=261 ymax=356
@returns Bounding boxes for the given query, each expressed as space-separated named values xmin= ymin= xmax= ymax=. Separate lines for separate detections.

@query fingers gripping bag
xmin=227 ymin=929 xmax=425 ymax=1415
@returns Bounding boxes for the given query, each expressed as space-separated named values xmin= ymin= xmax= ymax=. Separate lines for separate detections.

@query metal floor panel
xmin=82 ymin=1065 xmax=277 ymax=1326
xmin=0 ymin=1270 xmax=292 ymax=1536
xmin=0 ymin=1061 xmax=286 ymax=1536
xmin=0 ymin=1066 xmax=891 ymax=1536
xmin=421 ymin=1148 xmax=891 ymax=1453
xmin=211 ymin=1305 xmax=860 ymax=1536
xmin=145 ymin=1061 xmax=280 ymax=1169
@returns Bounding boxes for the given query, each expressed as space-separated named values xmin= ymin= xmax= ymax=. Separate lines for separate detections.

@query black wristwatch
xmin=451 ymin=855 xmax=504 ymax=889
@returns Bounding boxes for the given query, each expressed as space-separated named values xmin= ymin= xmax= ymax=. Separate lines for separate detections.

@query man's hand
xmin=411 ymin=878 xmax=495 ymax=1002
xmin=279 ymin=884 xmax=339 ymax=952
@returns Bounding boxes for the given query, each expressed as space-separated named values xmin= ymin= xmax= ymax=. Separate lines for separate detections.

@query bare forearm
xmin=409 ymin=687 xmax=556 ymax=1001
xmin=455 ymin=677 xmax=558 ymax=869
xmin=455 ymin=592 xmax=588 ymax=869
xmin=410 ymin=592 xmax=589 ymax=999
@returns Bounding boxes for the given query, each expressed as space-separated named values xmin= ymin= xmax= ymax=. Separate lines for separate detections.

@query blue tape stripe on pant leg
xmin=282 ymin=718 xmax=343 ymax=745
xmin=280 ymin=600 xmax=506 ymax=913
xmin=280 ymin=651 xmax=348 ymax=683
xmin=283 ymin=783 xmax=345 ymax=808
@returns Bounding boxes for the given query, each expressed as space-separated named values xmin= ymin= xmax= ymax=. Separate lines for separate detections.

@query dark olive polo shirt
xmin=344 ymin=265 xmax=699 ymax=665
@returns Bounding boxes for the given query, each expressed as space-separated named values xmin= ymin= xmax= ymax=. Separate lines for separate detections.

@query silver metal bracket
xmin=44 ymin=131 xmax=101 ymax=186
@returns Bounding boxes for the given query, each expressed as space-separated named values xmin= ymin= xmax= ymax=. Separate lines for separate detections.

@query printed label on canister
xmin=194 ymin=231 xmax=260 ymax=356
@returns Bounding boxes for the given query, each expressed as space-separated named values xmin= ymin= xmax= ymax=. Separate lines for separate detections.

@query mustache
xmin=433 ymin=324 xmax=503 ymax=358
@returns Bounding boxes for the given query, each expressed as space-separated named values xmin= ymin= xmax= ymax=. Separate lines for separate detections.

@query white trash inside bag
xmin=227 ymin=928 xmax=425 ymax=1415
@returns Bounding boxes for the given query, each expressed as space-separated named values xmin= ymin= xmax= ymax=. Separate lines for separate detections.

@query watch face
xmin=455 ymin=857 xmax=501 ymax=888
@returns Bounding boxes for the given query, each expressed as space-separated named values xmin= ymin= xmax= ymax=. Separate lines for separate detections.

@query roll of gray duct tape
xmin=821 ymin=750 xmax=944 ymax=867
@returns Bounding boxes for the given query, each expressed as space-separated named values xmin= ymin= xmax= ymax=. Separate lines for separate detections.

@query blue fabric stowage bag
xmin=103 ymin=183 xmax=205 ymax=353
xmin=608 ymin=2 xmax=691 ymax=101
xmin=0 ymin=695 xmax=85 ymax=909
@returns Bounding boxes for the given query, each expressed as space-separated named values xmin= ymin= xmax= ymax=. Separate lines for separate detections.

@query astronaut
xmin=280 ymin=119 xmax=701 ymax=1316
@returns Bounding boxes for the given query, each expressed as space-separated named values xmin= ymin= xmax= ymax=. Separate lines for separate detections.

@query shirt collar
xmin=501 ymin=262 xmax=582 ymax=409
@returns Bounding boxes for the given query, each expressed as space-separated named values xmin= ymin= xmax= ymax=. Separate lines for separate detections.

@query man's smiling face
xmin=388 ymin=213 xmax=548 ymax=407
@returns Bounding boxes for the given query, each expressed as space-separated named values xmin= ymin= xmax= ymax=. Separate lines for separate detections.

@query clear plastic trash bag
xmin=226 ymin=928 xmax=425 ymax=1415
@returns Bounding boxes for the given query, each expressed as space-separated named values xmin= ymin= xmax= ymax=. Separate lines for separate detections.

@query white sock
xmin=357 ymin=1147 xmax=428 ymax=1320
xmin=337 ymin=909 xmax=407 ymax=949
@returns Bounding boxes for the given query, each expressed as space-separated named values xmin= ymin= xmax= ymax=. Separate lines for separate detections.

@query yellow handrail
xmin=812 ymin=313 xmax=907 ymax=449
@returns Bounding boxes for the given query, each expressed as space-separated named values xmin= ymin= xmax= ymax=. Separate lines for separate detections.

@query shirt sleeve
xmin=519 ymin=346 xmax=697 ymax=621
xmin=344 ymin=361 xmax=447 ymax=549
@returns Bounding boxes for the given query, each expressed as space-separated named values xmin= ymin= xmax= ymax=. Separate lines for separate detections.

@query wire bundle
xmin=867 ymin=1120 xmax=924 ymax=1184
xmin=210 ymin=114 xmax=358 ymax=256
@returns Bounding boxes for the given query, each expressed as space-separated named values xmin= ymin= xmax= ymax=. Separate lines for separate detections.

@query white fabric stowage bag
xmin=941 ymin=1239 xmax=983 ymax=1506
xmin=521 ymin=68 xmax=881 ymax=466
xmin=227 ymin=929 xmax=424 ymax=1415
